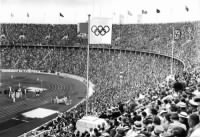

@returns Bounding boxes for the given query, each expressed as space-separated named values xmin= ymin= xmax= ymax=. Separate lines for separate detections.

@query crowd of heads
xmin=0 ymin=46 xmax=183 ymax=107
xmin=33 ymin=65 xmax=200 ymax=137
xmin=37 ymin=65 xmax=200 ymax=137
xmin=1 ymin=22 xmax=200 ymax=66
xmin=0 ymin=22 xmax=200 ymax=137
xmin=2 ymin=46 xmax=199 ymax=137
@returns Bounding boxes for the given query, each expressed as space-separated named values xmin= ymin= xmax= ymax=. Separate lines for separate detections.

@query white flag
xmin=89 ymin=17 xmax=112 ymax=44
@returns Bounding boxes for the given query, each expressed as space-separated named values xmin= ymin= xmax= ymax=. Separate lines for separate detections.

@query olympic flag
xmin=86 ymin=15 xmax=112 ymax=116
xmin=89 ymin=17 xmax=112 ymax=44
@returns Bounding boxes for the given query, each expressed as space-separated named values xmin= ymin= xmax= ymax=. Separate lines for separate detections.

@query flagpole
xmin=86 ymin=14 xmax=91 ymax=116
xmin=128 ymin=62 xmax=130 ymax=82
xmin=171 ymin=27 xmax=174 ymax=75
xmin=119 ymin=15 xmax=122 ymax=45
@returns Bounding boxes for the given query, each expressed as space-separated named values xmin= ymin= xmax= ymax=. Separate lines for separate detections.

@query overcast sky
xmin=0 ymin=0 xmax=200 ymax=24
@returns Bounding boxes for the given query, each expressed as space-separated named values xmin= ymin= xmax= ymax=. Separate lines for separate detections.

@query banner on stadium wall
xmin=89 ymin=17 xmax=112 ymax=44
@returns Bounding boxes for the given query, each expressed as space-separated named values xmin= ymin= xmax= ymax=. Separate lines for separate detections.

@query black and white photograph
xmin=0 ymin=0 xmax=200 ymax=137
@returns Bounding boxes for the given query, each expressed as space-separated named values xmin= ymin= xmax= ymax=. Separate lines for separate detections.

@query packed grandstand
xmin=0 ymin=21 xmax=200 ymax=137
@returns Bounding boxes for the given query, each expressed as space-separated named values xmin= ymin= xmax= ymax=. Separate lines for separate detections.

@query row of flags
xmin=127 ymin=6 xmax=189 ymax=16
xmin=11 ymin=12 xmax=30 ymax=18
xmin=10 ymin=5 xmax=190 ymax=18
xmin=10 ymin=12 xmax=64 ymax=18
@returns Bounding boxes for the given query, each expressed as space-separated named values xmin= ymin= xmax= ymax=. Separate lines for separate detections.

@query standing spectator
xmin=187 ymin=113 xmax=200 ymax=137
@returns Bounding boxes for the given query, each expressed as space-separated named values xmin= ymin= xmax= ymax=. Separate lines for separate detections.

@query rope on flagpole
xmin=86 ymin=14 xmax=91 ymax=116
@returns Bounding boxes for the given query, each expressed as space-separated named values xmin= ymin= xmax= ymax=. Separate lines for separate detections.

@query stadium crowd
xmin=0 ymin=47 xmax=182 ymax=104
xmin=1 ymin=46 xmax=192 ymax=137
xmin=34 ymin=65 xmax=200 ymax=137
xmin=1 ymin=21 xmax=200 ymax=66
xmin=0 ymin=22 xmax=200 ymax=137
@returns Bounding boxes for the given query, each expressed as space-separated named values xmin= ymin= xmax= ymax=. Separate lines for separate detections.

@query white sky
xmin=0 ymin=0 xmax=200 ymax=24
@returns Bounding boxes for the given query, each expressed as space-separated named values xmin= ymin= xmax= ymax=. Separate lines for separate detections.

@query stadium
xmin=0 ymin=0 xmax=200 ymax=137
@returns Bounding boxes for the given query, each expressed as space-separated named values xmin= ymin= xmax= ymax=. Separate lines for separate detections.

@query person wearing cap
xmin=176 ymin=101 xmax=187 ymax=112
xmin=178 ymin=112 xmax=189 ymax=131
xmin=165 ymin=113 xmax=186 ymax=136
xmin=126 ymin=122 xmax=142 ymax=137
xmin=159 ymin=110 xmax=167 ymax=117
xmin=189 ymin=96 xmax=200 ymax=113
xmin=193 ymin=95 xmax=200 ymax=106
xmin=159 ymin=109 xmax=168 ymax=125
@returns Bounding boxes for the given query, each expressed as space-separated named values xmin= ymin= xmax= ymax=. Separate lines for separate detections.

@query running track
xmin=0 ymin=72 xmax=87 ymax=137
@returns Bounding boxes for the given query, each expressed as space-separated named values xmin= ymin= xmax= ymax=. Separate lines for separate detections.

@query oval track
xmin=0 ymin=72 xmax=86 ymax=137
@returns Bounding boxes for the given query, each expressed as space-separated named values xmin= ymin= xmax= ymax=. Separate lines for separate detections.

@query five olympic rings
xmin=91 ymin=25 xmax=110 ymax=36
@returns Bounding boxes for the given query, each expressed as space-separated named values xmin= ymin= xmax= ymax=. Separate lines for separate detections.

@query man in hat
xmin=159 ymin=109 xmax=168 ymax=125
xmin=165 ymin=113 xmax=186 ymax=136
xmin=178 ymin=112 xmax=189 ymax=130
xmin=189 ymin=96 xmax=200 ymax=113
xmin=176 ymin=101 xmax=187 ymax=111
xmin=126 ymin=122 xmax=142 ymax=137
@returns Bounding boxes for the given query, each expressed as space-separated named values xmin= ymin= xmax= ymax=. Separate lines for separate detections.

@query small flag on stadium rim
xmin=89 ymin=17 xmax=112 ymax=44
xmin=128 ymin=10 xmax=133 ymax=16
xmin=156 ymin=9 xmax=160 ymax=13
xmin=59 ymin=12 xmax=64 ymax=17
xmin=142 ymin=10 xmax=148 ymax=14
xmin=185 ymin=6 xmax=189 ymax=12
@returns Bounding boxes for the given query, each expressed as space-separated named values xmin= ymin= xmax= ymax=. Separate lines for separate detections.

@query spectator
xmin=187 ymin=113 xmax=200 ymax=137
